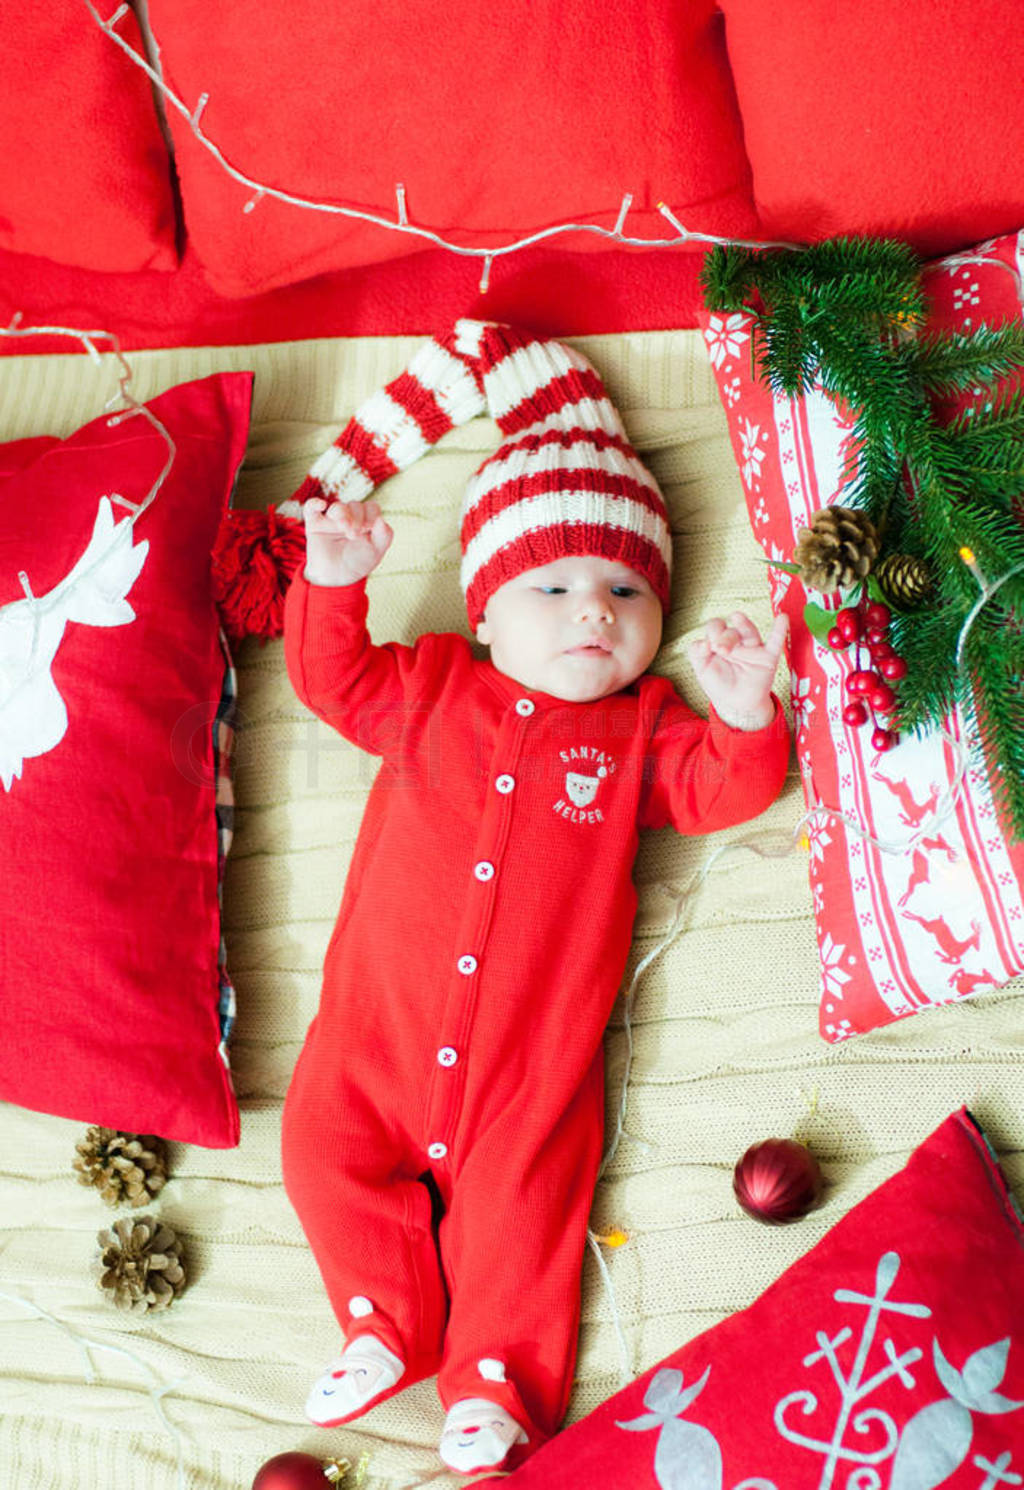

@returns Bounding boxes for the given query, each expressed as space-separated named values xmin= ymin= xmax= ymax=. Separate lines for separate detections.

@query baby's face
xmin=476 ymin=556 xmax=663 ymax=702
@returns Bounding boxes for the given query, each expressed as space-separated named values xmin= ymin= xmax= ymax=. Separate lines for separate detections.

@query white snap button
xmin=438 ymin=1046 xmax=458 ymax=1067
xmin=457 ymin=954 xmax=478 ymax=975
xmin=515 ymin=698 xmax=535 ymax=716
xmin=427 ymin=1142 xmax=448 ymax=1160
xmin=348 ymin=1295 xmax=374 ymax=1318
xmin=473 ymin=860 xmax=495 ymax=881
xmin=495 ymin=774 xmax=515 ymax=794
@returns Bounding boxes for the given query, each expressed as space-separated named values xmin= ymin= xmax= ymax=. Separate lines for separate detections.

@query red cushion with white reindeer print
xmin=0 ymin=372 xmax=252 ymax=1146
xmin=505 ymin=1108 xmax=1024 ymax=1489
xmin=696 ymin=231 xmax=1024 ymax=1040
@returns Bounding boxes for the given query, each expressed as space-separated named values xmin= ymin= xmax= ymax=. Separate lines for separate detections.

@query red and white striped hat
xmin=293 ymin=319 xmax=672 ymax=625
xmin=456 ymin=320 xmax=671 ymax=625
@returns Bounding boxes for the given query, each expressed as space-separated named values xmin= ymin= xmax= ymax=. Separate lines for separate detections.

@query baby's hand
xmin=302 ymin=498 xmax=394 ymax=587
xmin=688 ymin=610 xmax=788 ymax=732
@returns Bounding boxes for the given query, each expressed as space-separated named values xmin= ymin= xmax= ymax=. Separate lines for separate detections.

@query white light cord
xmin=0 ymin=318 xmax=177 ymax=738
xmin=0 ymin=1287 xmax=189 ymax=1490
xmin=585 ymin=1229 xmax=634 ymax=1390
xmin=0 ymin=317 xmax=176 ymax=519
xmin=927 ymin=247 xmax=1024 ymax=301
xmin=81 ymin=0 xmax=801 ymax=293
xmin=586 ymin=555 xmax=1023 ymax=1377
xmin=587 ymin=826 xmax=798 ymax=1387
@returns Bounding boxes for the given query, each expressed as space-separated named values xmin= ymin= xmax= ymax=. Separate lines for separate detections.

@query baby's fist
xmin=303 ymin=498 xmax=393 ymax=587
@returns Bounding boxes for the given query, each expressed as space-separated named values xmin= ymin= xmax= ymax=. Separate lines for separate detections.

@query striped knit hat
xmin=293 ymin=319 xmax=672 ymax=626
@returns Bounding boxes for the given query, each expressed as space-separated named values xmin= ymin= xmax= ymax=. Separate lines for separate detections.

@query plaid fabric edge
xmin=213 ymin=630 xmax=238 ymax=1050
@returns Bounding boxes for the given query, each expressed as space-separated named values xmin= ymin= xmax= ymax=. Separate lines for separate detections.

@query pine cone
xmin=793 ymin=506 xmax=881 ymax=593
xmin=97 ymin=1215 xmax=186 ymax=1313
xmin=874 ymin=552 xmax=933 ymax=609
xmin=74 ymin=1128 xmax=168 ymax=1208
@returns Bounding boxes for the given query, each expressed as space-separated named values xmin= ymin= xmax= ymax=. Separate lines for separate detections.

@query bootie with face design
xmin=305 ymin=1333 xmax=405 ymax=1427
xmin=439 ymin=1396 xmax=529 ymax=1474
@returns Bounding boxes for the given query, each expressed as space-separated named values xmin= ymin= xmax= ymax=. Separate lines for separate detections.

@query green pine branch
xmin=702 ymin=235 xmax=1024 ymax=839
xmin=913 ymin=324 xmax=1024 ymax=394
xmin=945 ymin=384 xmax=1024 ymax=449
xmin=961 ymin=606 xmax=1024 ymax=835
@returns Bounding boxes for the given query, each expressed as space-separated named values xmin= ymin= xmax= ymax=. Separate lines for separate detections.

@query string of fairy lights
xmin=80 ymin=0 xmax=800 ymax=292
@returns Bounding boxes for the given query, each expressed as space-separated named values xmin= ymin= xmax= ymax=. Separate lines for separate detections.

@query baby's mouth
xmin=567 ymin=638 xmax=613 ymax=655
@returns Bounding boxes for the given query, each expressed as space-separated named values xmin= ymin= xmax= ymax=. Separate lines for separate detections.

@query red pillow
xmin=0 ymin=437 xmax=56 ymax=480
xmin=144 ymin=0 xmax=757 ymax=296
xmin=719 ymin=0 xmax=1024 ymax=255
xmin=0 ymin=372 xmax=252 ymax=1146
xmin=0 ymin=4 xmax=177 ymax=273
xmin=506 ymin=1108 xmax=1024 ymax=1486
xmin=698 ymin=232 xmax=1024 ymax=1040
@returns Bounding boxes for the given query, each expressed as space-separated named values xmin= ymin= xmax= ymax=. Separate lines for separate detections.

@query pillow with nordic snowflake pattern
xmin=505 ymin=1108 xmax=1024 ymax=1489
xmin=0 ymin=372 xmax=252 ymax=1146
xmin=696 ymin=231 xmax=1024 ymax=1041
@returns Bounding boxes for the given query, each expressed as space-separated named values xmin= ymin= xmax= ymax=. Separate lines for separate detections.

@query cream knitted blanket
xmin=0 ymin=332 xmax=1020 ymax=1489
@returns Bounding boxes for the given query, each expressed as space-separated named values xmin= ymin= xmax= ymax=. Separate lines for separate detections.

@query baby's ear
xmin=475 ymin=613 xmax=492 ymax=646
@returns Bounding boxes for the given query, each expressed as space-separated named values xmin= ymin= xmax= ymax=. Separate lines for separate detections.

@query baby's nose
xmin=576 ymin=591 xmax=613 ymax=621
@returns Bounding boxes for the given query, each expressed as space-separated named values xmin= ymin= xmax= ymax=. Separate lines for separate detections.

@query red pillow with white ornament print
xmin=505 ymin=1108 xmax=1024 ymax=1489
xmin=0 ymin=372 xmax=252 ymax=1146
xmin=697 ymin=231 xmax=1024 ymax=1041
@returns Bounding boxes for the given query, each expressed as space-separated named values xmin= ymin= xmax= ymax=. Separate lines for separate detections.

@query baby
xmin=282 ymin=321 xmax=790 ymax=1474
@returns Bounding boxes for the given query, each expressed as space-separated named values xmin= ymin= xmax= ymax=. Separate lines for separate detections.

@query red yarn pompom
xmin=212 ymin=506 xmax=306 ymax=646
xmin=732 ymin=1138 xmax=824 ymax=1225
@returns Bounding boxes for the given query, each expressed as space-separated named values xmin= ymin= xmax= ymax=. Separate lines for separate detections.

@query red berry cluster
xmin=826 ymin=599 xmax=906 ymax=754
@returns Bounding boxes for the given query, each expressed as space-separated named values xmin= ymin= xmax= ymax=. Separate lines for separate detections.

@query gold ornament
xmin=74 ymin=1127 xmax=168 ymax=1208
xmin=97 ymin=1215 xmax=186 ymax=1313
xmin=792 ymin=506 xmax=880 ymax=594
xmin=874 ymin=551 xmax=933 ymax=609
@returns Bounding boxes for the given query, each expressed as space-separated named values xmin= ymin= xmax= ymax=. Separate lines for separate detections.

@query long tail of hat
xmin=470 ymin=320 xmax=626 ymax=440
xmin=292 ymin=324 xmax=487 ymax=507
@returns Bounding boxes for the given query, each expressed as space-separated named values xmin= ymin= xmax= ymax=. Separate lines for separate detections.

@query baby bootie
xmin=305 ymin=1333 xmax=405 ymax=1427
xmin=439 ymin=1396 xmax=528 ymax=1474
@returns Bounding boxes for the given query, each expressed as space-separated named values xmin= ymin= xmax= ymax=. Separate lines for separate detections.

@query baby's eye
xmin=537 ymin=586 xmax=567 ymax=595
xmin=611 ymin=586 xmax=639 ymax=598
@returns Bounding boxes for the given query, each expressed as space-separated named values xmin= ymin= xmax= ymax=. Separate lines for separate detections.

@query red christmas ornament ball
xmin=252 ymin=1452 xmax=328 ymax=1490
xmin=733 ymin=1138 xmax=824 ymax=1225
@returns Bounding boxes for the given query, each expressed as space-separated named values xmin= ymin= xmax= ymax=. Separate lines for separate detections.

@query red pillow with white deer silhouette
xmin=0 ymin=372 xmax=252 ymax=1146
xmin=505 ymin=1108 xmax=1024 ymax=1489
xmin=697 ymin=231 xmax=1024 ymax=1040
